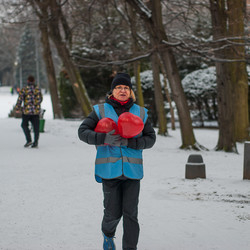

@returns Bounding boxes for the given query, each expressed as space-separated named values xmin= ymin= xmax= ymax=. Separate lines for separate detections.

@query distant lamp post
xmin=35 ymin=32 xmax=40 ymax=87
xmin=15 ymin=59 xmax=23 ymax=89
xmin=14 ymin=61 xmax=18 ymax=87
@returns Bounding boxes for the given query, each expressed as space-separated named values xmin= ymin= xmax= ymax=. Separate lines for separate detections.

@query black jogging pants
xmin=21 ymin=114 xmax=40 ymax=143
xmin=102 ymin=178 xmax=140 ymax=250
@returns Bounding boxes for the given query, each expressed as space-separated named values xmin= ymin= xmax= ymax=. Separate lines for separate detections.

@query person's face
xmin=112 ymin=85 xmax=131 ymax=101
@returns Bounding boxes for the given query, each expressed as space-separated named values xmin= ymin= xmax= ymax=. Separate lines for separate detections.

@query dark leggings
xmin=21 ymin=114 xmax=40 ymax=143
xmin=102 ymin=179 xmax=140 ymax=250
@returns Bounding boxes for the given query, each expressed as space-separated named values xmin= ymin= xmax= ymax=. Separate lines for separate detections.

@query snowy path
xmin=0 ymin=91 xmax=250 ymax=249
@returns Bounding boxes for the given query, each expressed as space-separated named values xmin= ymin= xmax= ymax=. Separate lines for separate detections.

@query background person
xmin=78 ymin=72 xmax=156 ymax=250
xmin=15 ymin=75 xmax=43 ymax=148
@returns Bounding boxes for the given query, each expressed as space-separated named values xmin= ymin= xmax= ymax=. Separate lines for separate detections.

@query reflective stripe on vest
xmin=93 ymin=103 xmax=148 ymax=182
xmin=95 ymin=156 xmax=143 ymax=165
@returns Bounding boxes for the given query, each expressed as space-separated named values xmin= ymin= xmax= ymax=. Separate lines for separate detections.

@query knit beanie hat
xmin=111 ymin=73 xmax=132 ymax=90
xmin=27 ymin=75 xmax=35 ymax=83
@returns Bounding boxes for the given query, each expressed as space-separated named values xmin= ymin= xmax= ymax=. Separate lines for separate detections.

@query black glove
xmin=104 ymin=130 xmax=122 ymax=146
xmin=121 ymin=138 xmax=128 ymax=146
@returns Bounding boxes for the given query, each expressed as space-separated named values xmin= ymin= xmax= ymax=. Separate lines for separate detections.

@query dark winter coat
xmin=78 ymin=97 xmax=156 ymax=150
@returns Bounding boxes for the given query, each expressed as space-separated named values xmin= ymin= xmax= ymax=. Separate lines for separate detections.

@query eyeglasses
xmin=114 ymin=86 xmax=130 ymax=91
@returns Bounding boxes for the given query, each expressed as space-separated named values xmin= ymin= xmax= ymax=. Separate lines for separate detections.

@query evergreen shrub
xmin=58 ymin=70 xmax=78 ymax=118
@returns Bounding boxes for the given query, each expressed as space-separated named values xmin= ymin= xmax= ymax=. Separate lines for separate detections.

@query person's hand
xmin=120 ymin=138 xmax=128 ymax=146
xmin=104 ymin=130 xmax=122 ymax=146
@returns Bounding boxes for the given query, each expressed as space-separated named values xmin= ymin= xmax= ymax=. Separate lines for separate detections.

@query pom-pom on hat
xmin=111 ymin=72 xmax=132 ymax=90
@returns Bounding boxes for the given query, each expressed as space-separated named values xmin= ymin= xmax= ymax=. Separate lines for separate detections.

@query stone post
xmin=243 ymin=142 xmax=250 ymax=180
xmin=185 ymin=154 xmax=206 ymax=179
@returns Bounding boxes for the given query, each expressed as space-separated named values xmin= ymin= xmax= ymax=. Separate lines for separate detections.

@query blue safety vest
xmin=93 ymin=103 xmax=148 ymax=183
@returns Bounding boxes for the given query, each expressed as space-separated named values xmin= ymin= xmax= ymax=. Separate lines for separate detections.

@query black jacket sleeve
xmin=78 ymin=110 xmax=106 ymax=145
xmin=127 ymin=119 xmax=156 ymax=150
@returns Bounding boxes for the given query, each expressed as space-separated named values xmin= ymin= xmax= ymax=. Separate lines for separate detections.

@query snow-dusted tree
xmin=70 ymin=0 xmax=132 ymax=98
xmin=29 ymin=0 xmax=92 ymax=117
xmin=125 ymin=2 xmax=167 ymax=134
xmin=162 ymin=0 xmax=213 ymax=78
xmin=125 ymin=0 xmax=200 ymax=149
xmin=28 ymin=0 xmax=63 ymax=119
xmin=210 ymin=0 xmax=249 ymax=152
xmin=71 ymin=0 xmax=133 ymax=67
xmin=0 ymin=0 xmax=62 ymax=118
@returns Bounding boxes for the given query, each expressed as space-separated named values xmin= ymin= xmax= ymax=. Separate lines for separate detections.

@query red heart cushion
xmin=94 ymin=118 xmax=118 ymax=134
xmin=118 ymin=112 xmax=144 ymax=138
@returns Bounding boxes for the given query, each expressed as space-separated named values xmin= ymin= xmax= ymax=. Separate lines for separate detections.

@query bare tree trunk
xmin=49 ymin=33 xmax=92 ymax=116
xmin=159 ymin=60 xmax=176 ymax=130
xmin=151 ymin=52 xmax=167 ymax=135
xmin=133 ymin=62 xmax=144 ymax=106
xmin=47 ymin=0 xmax=92 ymax=117
xmin=162 ymin=71 xmax=175 ymax=130
xmin=126 ymin=0 xmax=198 ymax=148
xmin=249 ymin=85 xmax=250 ymax=125
xmin=228 ymin=0 xmax=249 ymax=141
xmin=30 ymin=0 xmax=92 ymax=117
xmin=210 ymin=0 xmax=248 ymax=151
xmin=129 ymin=6 xmax=144 ymax=107
xmin=28 ymin=0 xmax=62 ymax=119
xmin=210 ymin=0 xmax=236 ymax=152
xmin=39 ymin=18 xmax=62 ymax=119
xmin=31 ymin=0 xmax=92 ymax=117
xmin=215 ymin=62 xmax=236 ymax=151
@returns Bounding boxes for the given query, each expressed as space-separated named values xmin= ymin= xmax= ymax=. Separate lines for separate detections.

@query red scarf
xmin=110 ymin=96 xmax=130 ymax=105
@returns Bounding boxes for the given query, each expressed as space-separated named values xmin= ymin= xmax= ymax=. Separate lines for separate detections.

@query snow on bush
xmin=182 ymin=67 xmax=217 ymax=99
xmin=131 ymin=70 xmax=164 ymax=90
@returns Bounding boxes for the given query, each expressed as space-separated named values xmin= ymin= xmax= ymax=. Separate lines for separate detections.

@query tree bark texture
xmin=133 ymin=62 xmax=144 ymax=107
xmin=227 ymin=0 xmax=249 ymax=141
xmin=210 ymin=0 xmax=235 ymax=151
xmin=161 ymin=69 xmax=176 ymax=130
xmin=210 ymin=0 xmax=249 ymax=151
xmin=39 ymin=17 xmax=63 ymax=119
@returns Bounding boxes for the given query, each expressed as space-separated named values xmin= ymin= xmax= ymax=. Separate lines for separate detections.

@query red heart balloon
xmin=94 ymin=118 xmax=118 ymax=134
xmin=118 ymin=112 xmax=144 ymax=138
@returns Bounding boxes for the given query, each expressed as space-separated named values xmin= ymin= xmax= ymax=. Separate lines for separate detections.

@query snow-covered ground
xmin=0 ymin=86 xmax=250 ymax=250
